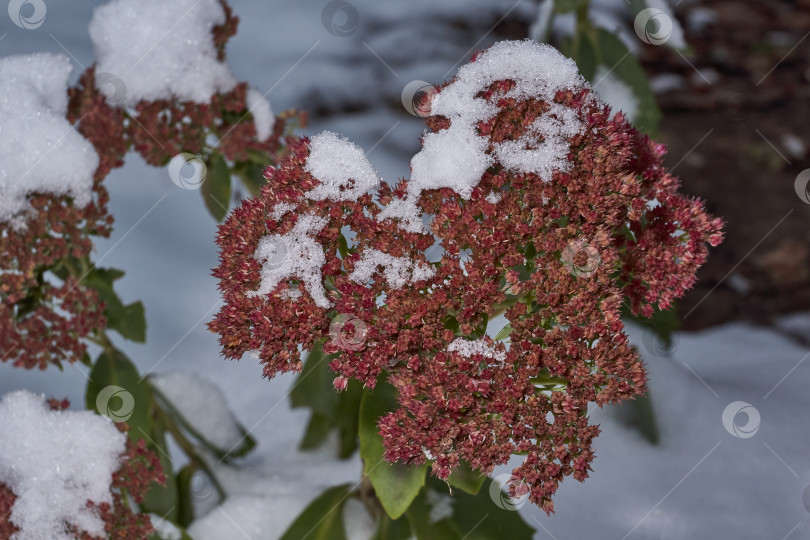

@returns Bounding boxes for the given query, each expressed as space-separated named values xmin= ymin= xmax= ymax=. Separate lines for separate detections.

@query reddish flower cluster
xmin=0 ymin=405 xmax=163 ymax=540
xmin=2 ymin=0 xmax=300 ymax=370
xmin=210 ymin=46 xmax=722 ymax=512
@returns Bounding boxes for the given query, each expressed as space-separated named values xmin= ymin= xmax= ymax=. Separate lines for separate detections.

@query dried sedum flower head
xmin=210 ymin=40 xmax=723 ymax=512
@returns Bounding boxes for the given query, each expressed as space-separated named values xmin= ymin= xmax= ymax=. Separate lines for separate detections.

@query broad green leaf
xmin=279 ymin=484 xmax=352 ymax=540
xmin=236 ymin=160 xmax=267 ymax=197
xmin=554 ymin=0 xmax=588 ymax=13
xmin=593 ymin=29 xmax=662 ymax=135
xmin=291 ymin=342 xmax=362 ymax=458
xmin=149 ymin=372 xmax=256 ymax=460
xmin=85 ymin=349 xmax=153 ymax=443
xmin=372 ymin=514 xmax=412 ymax=540
xmin=202 ymin=153 xmax=232 ymax=222
xmin=359 ymin=381 xmax=427 ymax=519
xmin=83 ymin=267 xmax=147 ymax=343
xmin=176 ymin=464 xmax=197 ymax=528
xmin=407 ymin=478 xmax=535 ymax=540
xmin=447 ymin=461 xmax=486 ymax=495
xmin=494 ymin=323 xmax=513 ymax=341
xmin=616 ymin=392 xmax=660 ymax=444
xmin=140 ymin=412 xmax=179 ymax=523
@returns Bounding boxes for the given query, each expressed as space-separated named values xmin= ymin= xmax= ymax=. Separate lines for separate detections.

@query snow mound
xmin=0 ymin=53 xmax=99 ymax=225
xmin=304 ymin=131 xmax=381 ymax=201
xmin=246 ymin=88 xmax=274 ymax=142
xmin=0 ymin=390 xmax=126 ymax=540
xmin=150 ymin=371 xmax=245 ymax=452
xmin=89 ymin=0 xmax=237 ymax=106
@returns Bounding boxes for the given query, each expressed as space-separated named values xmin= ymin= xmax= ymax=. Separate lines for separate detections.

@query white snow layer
xmin=150 ymin=371 xmax=245 ymax=452
xmin=448 ymin=337 xmax=506 ymax=362
xmin=0 ymin=390 xmax=126 ymax=540
xmin=246 ymin=88 xmax=274 ymax=142
xmin=379 ymin=40 xmax=586 ymax=232
xmin=304 ymin=131 xmax=381 ymax=201
xmin=0 ymin=53 xmax=98 ymax=225
xmin=89 ymin=0 xmax=237 ymax=106
xmin=250 ymin=214 xmax=331 ymax=308
xmin=593 ymin=65 xmax=639 ymax=121
xmin=349 ymin=248 xmax=435 ymax=288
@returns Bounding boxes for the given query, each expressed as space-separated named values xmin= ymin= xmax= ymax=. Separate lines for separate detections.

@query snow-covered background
xmin=1 ymin=1 xmax=809 ymax=538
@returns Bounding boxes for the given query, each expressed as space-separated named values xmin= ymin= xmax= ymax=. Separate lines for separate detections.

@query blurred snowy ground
xmin=1 ymin=1 xmax=809 ymax=538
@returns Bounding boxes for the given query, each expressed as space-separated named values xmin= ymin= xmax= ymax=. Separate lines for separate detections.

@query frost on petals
xmin=447 ymin=338 xmax=505 ymax=362
xmin=349 ymin=248 xmax=435 ymax=289
xmin=250 ymin=214 xmax=331 ymax=308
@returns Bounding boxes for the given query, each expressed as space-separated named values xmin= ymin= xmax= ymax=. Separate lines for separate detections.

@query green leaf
xmin=140 ymin=412 xmax=179 ymax=523
xmin=407 ymin=478 xmax=535 ymax=540
xmin=616 ymin=392 xmax=660 ymax=444
xmin=359 ymin=381 xmax=427 ymax=519
xmin=494 ymin=323 xmax=513 ymax=342
xmin=85 ymin=348 xmax=153 ymax=442
xmin=592 ymin=29 xmax=662 ymax=135
xmin=236 ymin=160 xmax=267 ymax=197
xmin=554 ymin=0 xmax=588 ymax=13
xmin=291 ymin=342 xmax=363 ymax=458
xmin=83 ymin=267 xmax=147 ymax=343
xmin=372 ymin=514 xmax=412 ymax=540
xmin=176 ymin=464 xmax=197 ymax=528
xmin=279 ymin=484 xmax=352 ymax=540
xmin=447 ymin=461 xmax=486 ymax=495
xmin=202 ymin=153 xmax=232 ymax=222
